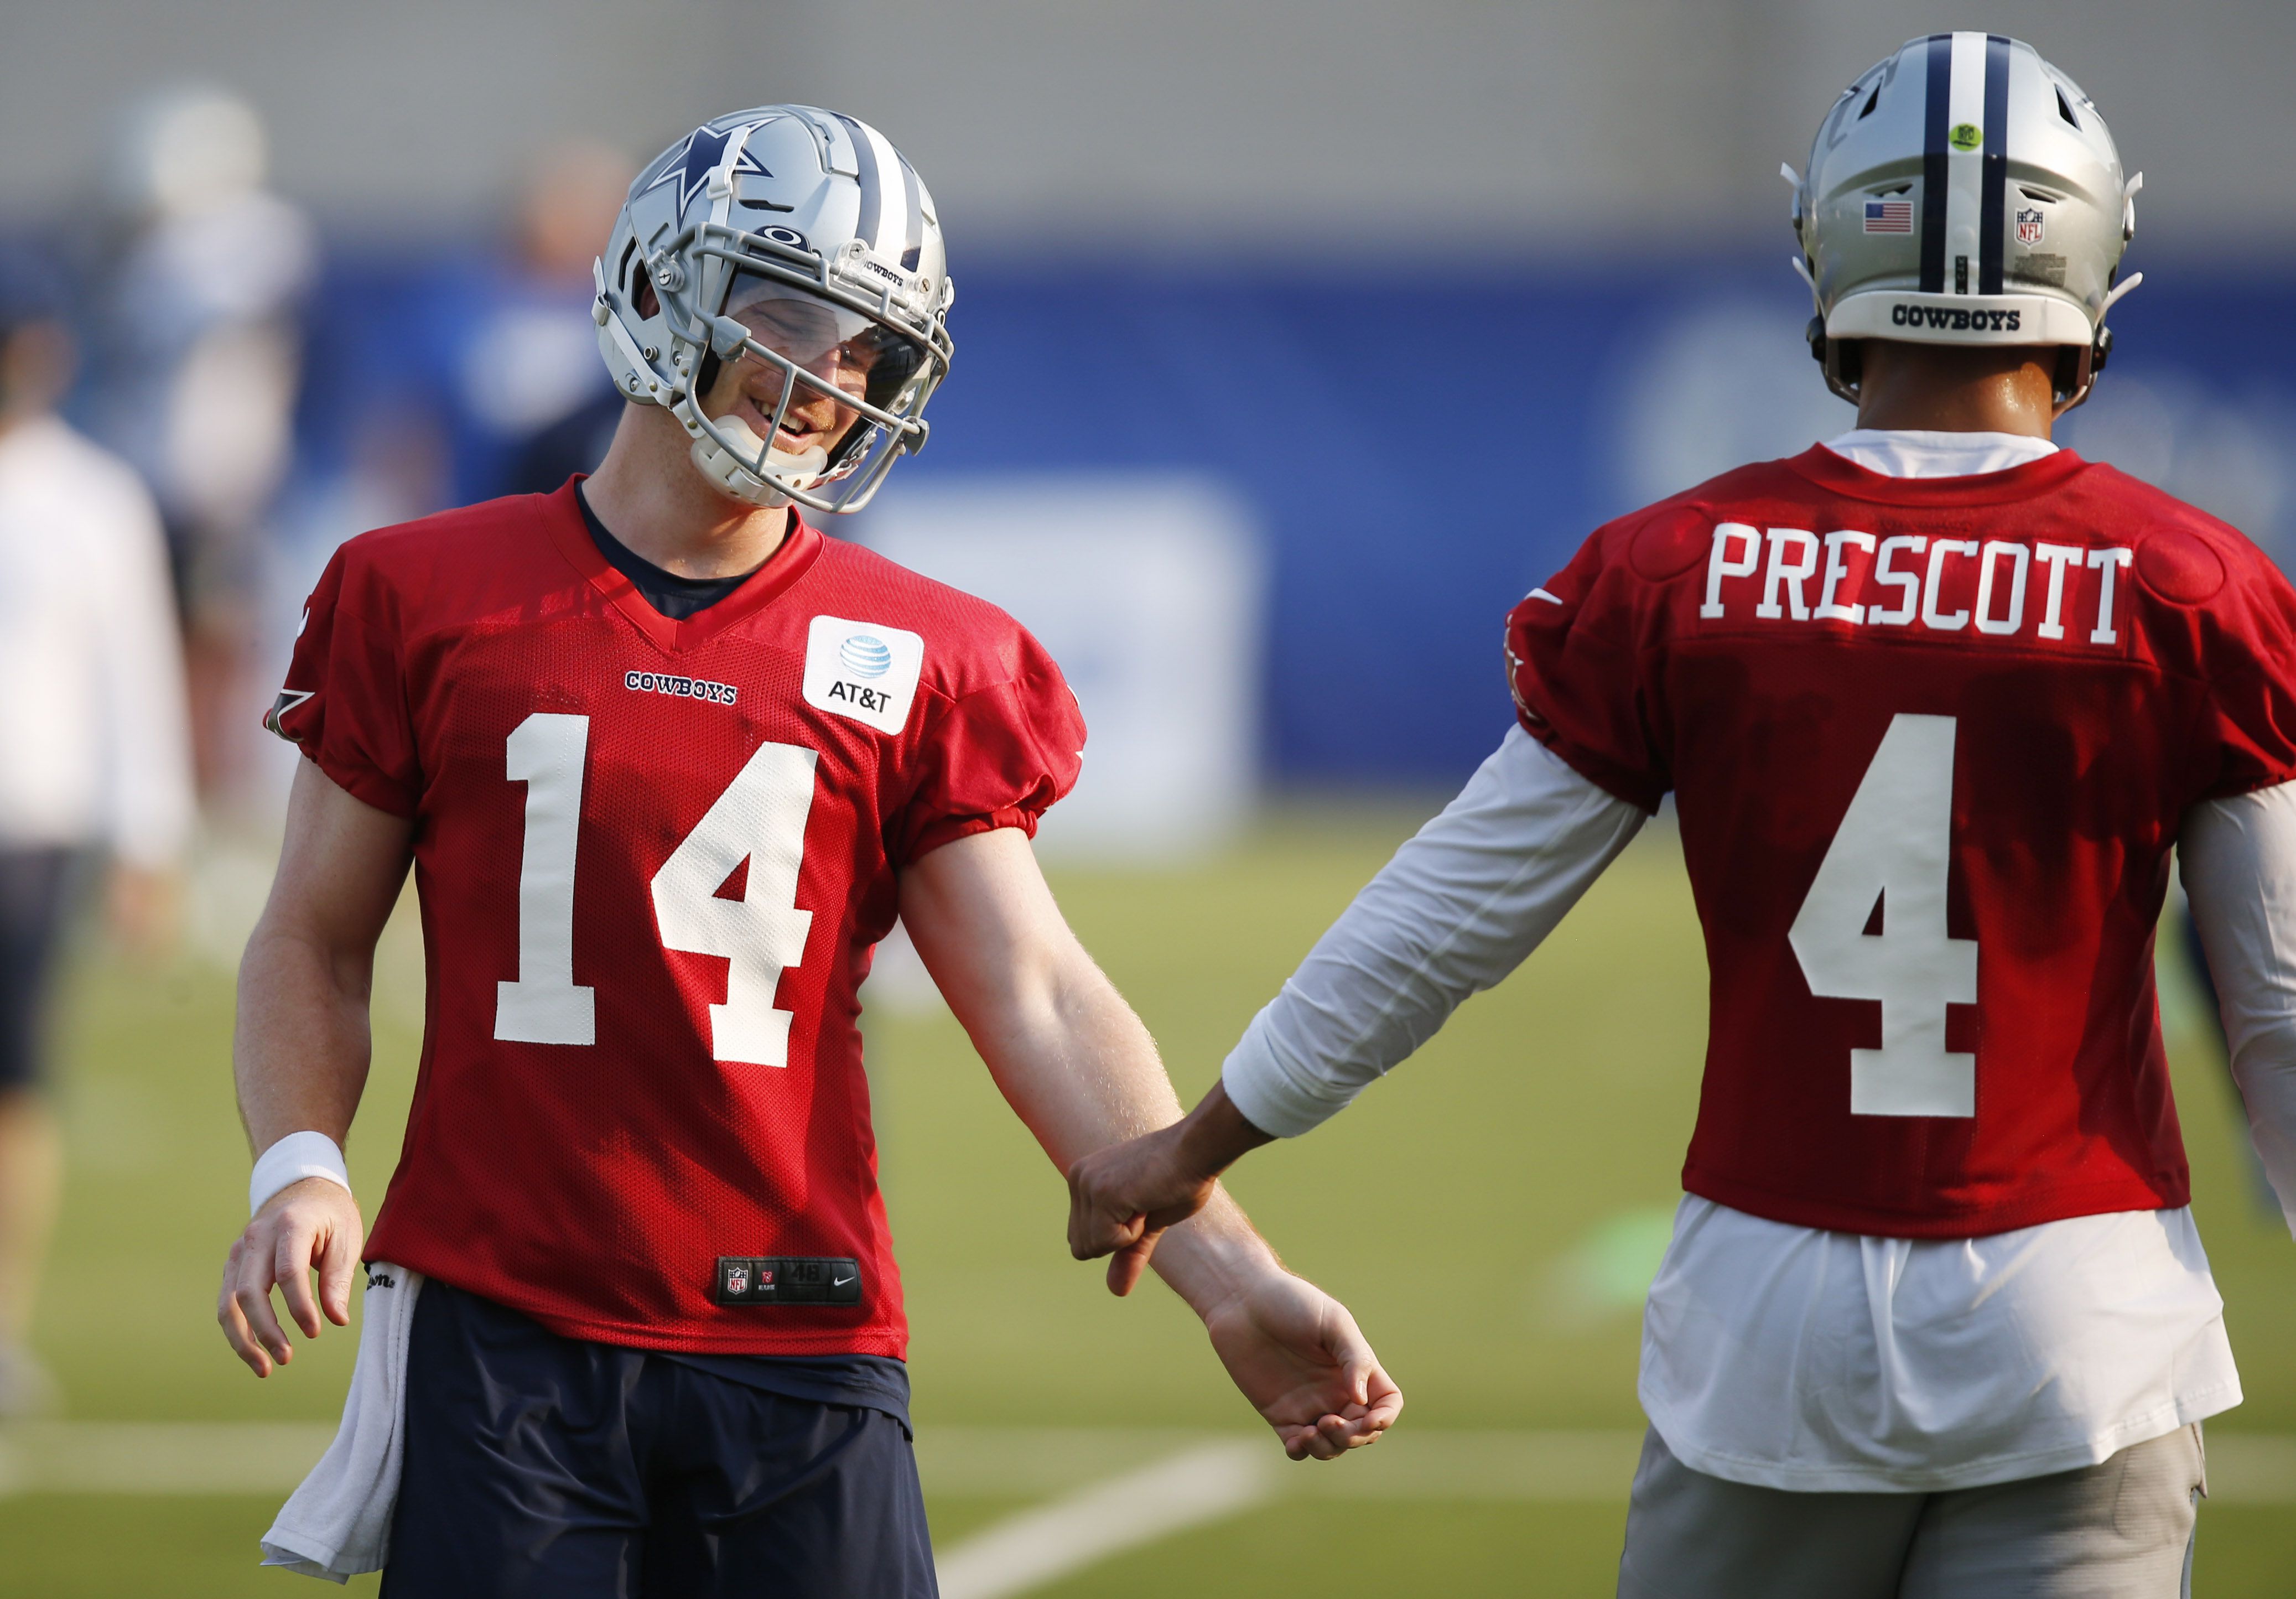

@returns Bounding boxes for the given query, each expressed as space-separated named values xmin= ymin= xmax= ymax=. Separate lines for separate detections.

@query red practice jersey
xmin=271 ymin=482 xmax=1083 ymax=1356
xmin=1508 ymin=447 xmax=2296 ymax=1238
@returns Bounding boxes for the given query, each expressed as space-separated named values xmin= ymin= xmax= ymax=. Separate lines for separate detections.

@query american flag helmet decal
xmin=1862 ymin=200 xmax=1914 ymax=234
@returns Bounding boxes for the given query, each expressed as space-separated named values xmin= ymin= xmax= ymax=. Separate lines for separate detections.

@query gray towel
xmin=258 ymin=1264 xmax=424 ymax=1582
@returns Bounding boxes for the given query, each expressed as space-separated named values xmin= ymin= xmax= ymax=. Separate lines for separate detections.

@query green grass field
xmin=4 ymin=806 xmax=2293 ymax=1595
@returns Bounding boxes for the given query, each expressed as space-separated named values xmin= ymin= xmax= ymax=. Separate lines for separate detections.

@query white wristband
xmin=250 ymin=1131 xmax=353 ymax=1218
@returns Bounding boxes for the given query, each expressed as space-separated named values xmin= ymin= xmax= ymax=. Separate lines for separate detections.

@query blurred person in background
xmin=251 ymin=148 xmax=626 ymax=681
xmin=85 ymin=84 xmax=314 ymax=814
xmin=440 ymin=139 xmax=632 ymax=503
xmin=495 ymin=141 xmax=635 ymax=496
xmin=0 ymin=246 xmax=195 ymax=1416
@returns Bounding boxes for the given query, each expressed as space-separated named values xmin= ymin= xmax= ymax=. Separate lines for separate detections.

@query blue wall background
xmin=294 ymin=254 xmax=2296 ymax=786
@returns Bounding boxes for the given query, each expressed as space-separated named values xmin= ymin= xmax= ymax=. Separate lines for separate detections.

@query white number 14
xmin=1788 ymin=713 xmax=1980 ymax=1117
xmin=493 ymin=712 xmax=819 ymax=1066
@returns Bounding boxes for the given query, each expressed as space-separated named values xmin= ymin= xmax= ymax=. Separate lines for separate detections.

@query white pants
xmin=1618 ymin=1425 xmax=2205 ymax=1599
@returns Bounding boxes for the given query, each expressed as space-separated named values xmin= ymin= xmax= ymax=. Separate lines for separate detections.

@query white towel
xmin=259 ymin=1263 xmax=424 ymax=1582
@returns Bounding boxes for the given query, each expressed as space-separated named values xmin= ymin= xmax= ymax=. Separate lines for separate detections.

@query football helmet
xmin=593 ymin=107 xmax=953 ymax=513
xmin=1785 ymin=34 xmax=2142 ymax=411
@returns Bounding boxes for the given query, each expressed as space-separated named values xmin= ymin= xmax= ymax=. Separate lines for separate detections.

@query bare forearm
xmin=232 ymin=759 xmax=414 ymax=1158
xmin=1147 ymin=1184 xmax=1285 ymax=1312
xmin=232 ymin=922 xmax=376 ymax=1155
xmin=972 ymin=964 xmax=1180 ymax=1165
xmin=220 ymin=926 xmax=375 ymax=1378
xmin=973 ymin=965 xmax=1284 ymax=1309
xmin=900 ymin=830 xmax=1289 ymax=1309
xmin=899 ymin=829 xmax=1399 ymax=1453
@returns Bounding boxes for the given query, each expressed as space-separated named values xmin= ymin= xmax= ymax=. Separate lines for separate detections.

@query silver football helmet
xmin=1785 ymin=34 xmax=2142 ymax=411
xmin=593 ymin=107 xmax=953 ymax=513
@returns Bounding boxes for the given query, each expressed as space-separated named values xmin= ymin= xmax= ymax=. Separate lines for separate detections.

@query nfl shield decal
xmin=2015 ymin=207 xmax=2045 ymax=247
xmin=726 ymin=1264 xmax=750 ymax=1296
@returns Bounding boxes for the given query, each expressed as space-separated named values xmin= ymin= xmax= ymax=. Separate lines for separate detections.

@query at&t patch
xmin=802 ymin=615 xmax=924 ymax=734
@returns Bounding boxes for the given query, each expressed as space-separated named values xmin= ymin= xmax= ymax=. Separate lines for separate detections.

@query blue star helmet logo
xmin=648 ymin=121 xmax=775 ymax=212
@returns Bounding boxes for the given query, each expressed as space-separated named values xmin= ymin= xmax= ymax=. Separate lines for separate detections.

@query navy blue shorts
xmin=382 ymin=1280 xmax=937 ymax=1598
xmin=0 ymin=848 xmax=74 ymax=1095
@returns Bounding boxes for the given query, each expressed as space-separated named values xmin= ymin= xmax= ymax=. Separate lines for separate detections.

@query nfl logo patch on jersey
xmin=802 ymin=615 xmax=924 ymax=734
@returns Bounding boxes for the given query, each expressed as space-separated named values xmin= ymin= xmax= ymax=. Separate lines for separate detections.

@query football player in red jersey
xmin=1071 ymin=35 xmax=2296 ymax=1597
xmin=214 ymin=108 xmax=1398 ymax=1595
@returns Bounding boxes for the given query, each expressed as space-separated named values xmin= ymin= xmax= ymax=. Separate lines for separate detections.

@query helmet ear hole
xmin=1817 ymin=335 xmax=1863 ymax=404
xmin=1837 ymin=341 xmax=1863 ymax=391
xmin=2051 ymin=344 xmax=2101 ymax=414
xmin=633 ymin=276 xmax=660 ymax=320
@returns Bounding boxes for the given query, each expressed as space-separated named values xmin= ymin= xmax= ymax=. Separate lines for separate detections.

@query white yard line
xmin=932 ymin=1440 xmax=1274 ymax=1599
xmin=0 ymin=1422 xmax=337 ymax=1497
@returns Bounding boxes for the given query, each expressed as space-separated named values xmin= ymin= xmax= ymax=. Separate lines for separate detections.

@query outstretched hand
xmin=1068 ymin=1081 xmax=1274 ymax=1295
xmin=216 ymin=1176 xmax=365 ymax=1377
xmin=1203 ymin=1268 xmax=1403 ymax=1460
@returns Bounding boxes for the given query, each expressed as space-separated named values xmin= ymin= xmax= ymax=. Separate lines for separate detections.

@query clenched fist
xmin=1067 ymin=1080 xmax=1274 ymax=1295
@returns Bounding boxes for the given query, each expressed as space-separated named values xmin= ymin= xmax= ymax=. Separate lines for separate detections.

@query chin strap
xmin=678 ymin=409 xmax=823 ymax=509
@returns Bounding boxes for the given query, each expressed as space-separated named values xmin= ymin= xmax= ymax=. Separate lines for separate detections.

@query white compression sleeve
xmin=2180 ymin=781 xmax=2296 ymax=1237
xmin=1223 ymin=726 xmax=1648 ymax=1137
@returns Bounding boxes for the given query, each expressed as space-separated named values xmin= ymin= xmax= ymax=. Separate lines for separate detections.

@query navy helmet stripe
xmin=1919 ymin=33 xmax=1952 ymax=294
xmin=1978 ymin=34 xmax=2013 ymax=295
xmin=897 ymin=155 xmax=925 ymax=271
xmin=834 ymin=114 xmax=884 ymax=252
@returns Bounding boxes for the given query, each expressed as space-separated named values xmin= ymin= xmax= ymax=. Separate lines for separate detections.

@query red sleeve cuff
xmin=901 ymin=807 xmax=1043 ymax=867
xmin=300 ymin=749 xmax=420 ymax=821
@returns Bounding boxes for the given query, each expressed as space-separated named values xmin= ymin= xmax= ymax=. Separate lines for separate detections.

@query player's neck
xmin=1852 ymin=340 xmax=2057 ymax=439
xmin=581 ymin=405 xmax=791 ymax=580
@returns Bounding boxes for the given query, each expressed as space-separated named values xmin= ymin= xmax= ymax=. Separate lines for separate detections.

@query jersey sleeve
xmin=1504 ymin=520 xmax=1672 ymax=812
xmin=889 ymin=630 xmax=1086 ymax=865
xmin=264 ymin=543 xmax=424 ymax=817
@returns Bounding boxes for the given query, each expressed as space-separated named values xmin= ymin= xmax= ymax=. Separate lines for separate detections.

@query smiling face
xmin=696 ymin=276 xmax=919 ymax=470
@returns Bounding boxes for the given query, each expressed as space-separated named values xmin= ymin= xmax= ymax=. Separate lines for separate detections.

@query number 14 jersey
xmin=1509 ymin=445 xmax=2296 ymax=1237
xmin=270 ymin=482 xmax=1084 ymax=1356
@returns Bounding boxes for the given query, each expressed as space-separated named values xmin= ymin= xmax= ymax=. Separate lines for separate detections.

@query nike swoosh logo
xmin=832 ymin=1274 xmax=855 ymax=1287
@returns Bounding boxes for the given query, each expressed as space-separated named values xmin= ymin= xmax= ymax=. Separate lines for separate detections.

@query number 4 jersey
xmin=1509 ymin=444 xmax=2296 ymax=1237
xmin=269 ymin=482 xmax=1084 ymax=1356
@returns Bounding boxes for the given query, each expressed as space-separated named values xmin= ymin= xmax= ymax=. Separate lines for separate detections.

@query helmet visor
xmin=721 ymin=272 xmax=928 ymax=413
xmin=690 ymin=271 xmax=937 ymax=506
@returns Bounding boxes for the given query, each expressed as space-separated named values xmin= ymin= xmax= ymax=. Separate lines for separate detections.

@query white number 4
xmin=494 ymin=712 xmax=818 ymax=1067
xmin=1788 ymin=713 xmax=1979 ymax=1117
